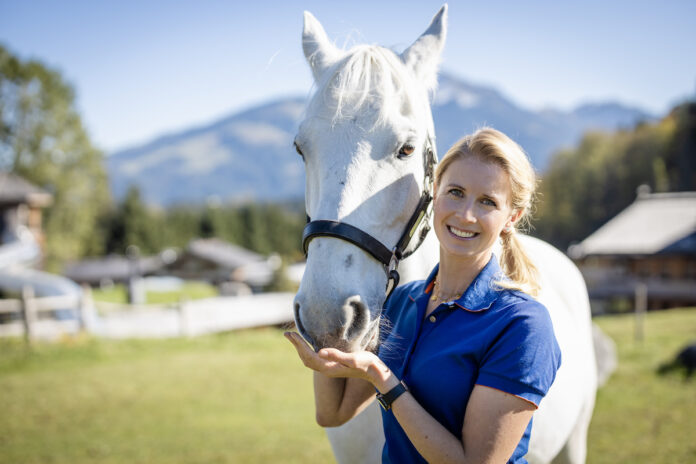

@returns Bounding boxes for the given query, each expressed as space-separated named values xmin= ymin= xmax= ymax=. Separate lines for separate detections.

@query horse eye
xmin=398 ymin=143 xmax=415 ymax=159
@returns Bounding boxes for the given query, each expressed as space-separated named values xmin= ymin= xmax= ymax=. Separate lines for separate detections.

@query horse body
xmin=295 ymin=6 xmax=596 ymax=463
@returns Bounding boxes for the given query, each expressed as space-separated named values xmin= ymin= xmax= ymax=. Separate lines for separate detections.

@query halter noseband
xmin=302 ymin=134 xmax=437 ymax=301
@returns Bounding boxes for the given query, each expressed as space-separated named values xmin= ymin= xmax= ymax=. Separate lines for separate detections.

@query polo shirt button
xmin=429 ymin=315 xmax=436 ymax=323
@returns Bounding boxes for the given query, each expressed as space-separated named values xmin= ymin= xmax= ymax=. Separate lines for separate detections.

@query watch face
xmin=376 ymin=395 xmax=390 ymax=410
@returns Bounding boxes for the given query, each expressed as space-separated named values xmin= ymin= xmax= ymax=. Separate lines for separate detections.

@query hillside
xmin=107 ymin=72 xmax=653 ymax=206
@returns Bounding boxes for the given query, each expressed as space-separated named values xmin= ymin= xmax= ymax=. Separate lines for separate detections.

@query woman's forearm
xmin=390 ymin=392 xmax=467 ymax=464
xmin=372 ymin=366 xmax=467 ymax=463
xmin=285 ymin=332 xmax=375 ymax=427
xmin=313 ymin=373 xmax=377 ymax=427
xmin=312 ymin=372 xmax=347 ymax=427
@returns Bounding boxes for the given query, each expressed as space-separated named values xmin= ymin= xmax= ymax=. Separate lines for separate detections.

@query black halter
xmin=302 ymin=134 xmax=437 ymax=300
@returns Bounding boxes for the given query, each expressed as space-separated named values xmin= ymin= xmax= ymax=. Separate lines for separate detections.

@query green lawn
xmin=589 ymin=308 xmax=696 ymax=463
xmin=0 ymin=330 xmax=333 ymax=463
xmin=1 ymin=308 xmax=695 ymax=463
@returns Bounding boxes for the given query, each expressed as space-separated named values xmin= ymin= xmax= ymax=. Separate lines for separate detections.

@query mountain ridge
xmin=107 ymin=72 xmax=654 ymax=206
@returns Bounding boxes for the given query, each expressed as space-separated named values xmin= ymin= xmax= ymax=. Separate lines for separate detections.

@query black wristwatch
xmin=376 ymin=380 xmax=408 ymax=410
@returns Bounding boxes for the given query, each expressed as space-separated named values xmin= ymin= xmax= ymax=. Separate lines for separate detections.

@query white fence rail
xmin=93 ymin=293 xmax=295 ymax=339
xmin=0 ymin=286 xmax=85 ymax=342
xmin=0 ymin=287 xmax=296 ymax=343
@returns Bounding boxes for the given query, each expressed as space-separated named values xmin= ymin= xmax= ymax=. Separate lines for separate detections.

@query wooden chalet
xmin=569 ymin=188 xmax=696 ymax=313
xmin=0 ymin=172 xmax=52 ymax=248
xmin=166 ymin=238 xmax=276 ymax=292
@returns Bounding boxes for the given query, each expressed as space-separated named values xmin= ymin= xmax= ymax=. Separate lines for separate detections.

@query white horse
xmin=293 ymin=5 xmax=597 ymax=463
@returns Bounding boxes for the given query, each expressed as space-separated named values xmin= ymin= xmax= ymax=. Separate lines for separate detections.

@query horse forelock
xmin=308 ymin=45 xmax=432 ymax=130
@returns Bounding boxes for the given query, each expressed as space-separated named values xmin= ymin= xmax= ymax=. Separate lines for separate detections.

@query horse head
xmin=293 ymin=6 xmax=447 ymax=352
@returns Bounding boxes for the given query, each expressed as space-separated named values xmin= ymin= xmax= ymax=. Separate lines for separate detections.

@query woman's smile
xmin=447 ymin=225 xmax=478 ymax=239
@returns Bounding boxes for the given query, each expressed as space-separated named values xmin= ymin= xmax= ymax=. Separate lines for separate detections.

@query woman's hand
xmin=284 ymin=331 xmax=396 ymax=392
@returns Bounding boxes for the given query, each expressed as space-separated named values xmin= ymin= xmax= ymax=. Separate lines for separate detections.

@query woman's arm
xmin=285 ymin=332 xmax=377 ymax=427
xmin=316 ymin=347 xmax=536 ymax=464
xmin=387 ymin=384 xmax=534 ymax=463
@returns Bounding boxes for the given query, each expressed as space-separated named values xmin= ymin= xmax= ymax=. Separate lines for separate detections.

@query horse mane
xmin=308 ymin=45 xmax=434 ymax=129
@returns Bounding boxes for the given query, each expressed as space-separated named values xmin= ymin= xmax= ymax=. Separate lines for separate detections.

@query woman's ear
xmin=505 ymin=209 xmax=523 ymax=231
xmin=510 ymin=209 xmax=523 ymax=224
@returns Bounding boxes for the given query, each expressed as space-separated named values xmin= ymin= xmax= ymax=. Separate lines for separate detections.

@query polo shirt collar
xmin=417 ymin=255 xmax=504 ymax=312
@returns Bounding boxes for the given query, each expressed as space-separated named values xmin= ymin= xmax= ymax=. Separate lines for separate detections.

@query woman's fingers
xmin=285 ymin=332 xmax=350 ymax=373
xmin=285 ymin=332 xmax=318 ymax=366
xmin=285 ymin=331 xmax=380 ymax=381
xmin=319 ymin=348 xmax=359 ymax=367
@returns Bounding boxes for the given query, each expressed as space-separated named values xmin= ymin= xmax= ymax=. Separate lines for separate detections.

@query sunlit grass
xmin=1 ymin=308 xmax=695 ymax=463
xmin=589 ymin=308 xmax=696 ymax=463
xmin=0 ymin=329 xmax=333 ymax=464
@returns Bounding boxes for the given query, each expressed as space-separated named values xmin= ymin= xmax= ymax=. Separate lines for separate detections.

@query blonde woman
xmin=287 ymin=128 xmax=561 ymax=463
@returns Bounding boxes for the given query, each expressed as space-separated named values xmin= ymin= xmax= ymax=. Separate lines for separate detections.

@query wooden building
xmin=65 ymin=238 xmax=278 ymax=295
xmin=167 ymin=238 xmax=277 ymax=292
xmin=569 ymin=188 xmax=696 ymax=313
xmin=0 ymin=172 xmax=52 ymax=249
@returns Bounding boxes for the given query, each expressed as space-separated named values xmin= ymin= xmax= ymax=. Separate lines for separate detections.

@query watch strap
xmin=376 ymin=380 xmax=408 ymax=410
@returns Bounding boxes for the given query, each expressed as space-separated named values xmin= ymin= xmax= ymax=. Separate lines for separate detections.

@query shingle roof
xmin=186 ymin=238 xmax=264 ymax=269
xmin=0 ymin=171 xmax=52 ymax=206
xmin=569 ymin=191 xmax=696 ymax=258
xmin=63 ymin=255 xmax=168 ymax=284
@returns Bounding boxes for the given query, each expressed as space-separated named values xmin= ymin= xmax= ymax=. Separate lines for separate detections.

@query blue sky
xmin=1 ymin=0 xmax=694 ymax=153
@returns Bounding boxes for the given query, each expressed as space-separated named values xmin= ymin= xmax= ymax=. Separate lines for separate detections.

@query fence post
xmin=21 ymin=285 xmax=37 ymax=346
xmin=634 ymin=281 xmax=648 ymax=342
xmin=178 ymin=297 xmax=190 ymax=337
xmin=79 ymin=284 xmax=93 ymax=333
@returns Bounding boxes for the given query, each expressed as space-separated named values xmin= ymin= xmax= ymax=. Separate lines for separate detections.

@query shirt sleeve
xmin=476 ymin=301 xmax=562 ymax=407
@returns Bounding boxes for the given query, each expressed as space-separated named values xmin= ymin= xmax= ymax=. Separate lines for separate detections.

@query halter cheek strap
xmin=302 ymin=134 xmax=437 ymax=301
xmin=302 ymin=220 xmax=393 ymax=265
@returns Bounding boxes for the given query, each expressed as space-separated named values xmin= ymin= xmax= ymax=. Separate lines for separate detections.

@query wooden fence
xmin=0 ymin=286 xmax=89 ymax=345
xmin=0 ymin=288 xmax=295 ymax=343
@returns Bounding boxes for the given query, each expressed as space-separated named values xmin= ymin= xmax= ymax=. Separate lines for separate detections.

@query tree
xmin=104 ymin=186 xmax=161 ymax=255
xmin=0 ymin=45 xmax=110 ymax=268
xmin=532 ymin=101 xmax=695 ymax=251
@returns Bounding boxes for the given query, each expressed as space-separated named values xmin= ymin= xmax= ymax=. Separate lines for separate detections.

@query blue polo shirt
xmin=377 ymin=256 xmax=561 ymax=463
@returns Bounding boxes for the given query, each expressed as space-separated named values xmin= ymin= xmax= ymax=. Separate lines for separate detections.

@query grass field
xmin=0 ymin=329 xmax=334 ymax=463
xmin=588 ymin=308 xmax=696 ymax=463
xmin=1 ymin=308 xmax=695 ymax=463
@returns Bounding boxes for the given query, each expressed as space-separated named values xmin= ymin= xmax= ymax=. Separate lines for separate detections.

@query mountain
xmin=107 ymin=72 xmax=654 ymax=206
xmin=432 ymin=73 xmax=652 ymax=169
xmin=107 ymin=99 xmax=307 ymax=205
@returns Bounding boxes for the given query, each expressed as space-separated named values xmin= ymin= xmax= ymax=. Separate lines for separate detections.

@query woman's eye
xmin=294 ymin=142 xmax=305 ymax=159
xmin=448 ymin=188 xmax=463 ymax=198
xmin=481 ymin=198 xmax=497 ymax=207
xmin=397 ymin=143 xmax=416 ymax=159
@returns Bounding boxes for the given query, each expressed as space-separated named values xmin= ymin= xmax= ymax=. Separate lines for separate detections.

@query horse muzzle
xmin=293 ymin=292 xmax=381 ymax=352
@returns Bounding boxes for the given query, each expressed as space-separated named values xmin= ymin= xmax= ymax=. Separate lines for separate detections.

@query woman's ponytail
xmin=499 ymin=230 xmax=540 ymax=297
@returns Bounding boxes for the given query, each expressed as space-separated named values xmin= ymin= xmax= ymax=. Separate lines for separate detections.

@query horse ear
xmin=303 ymin=11 xmax=342 ymax=82
xmin=400 ymin=4 xmax=448 ymax=90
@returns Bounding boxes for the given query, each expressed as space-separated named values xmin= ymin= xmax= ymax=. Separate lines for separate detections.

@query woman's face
xmin=433 ymin=155 xmax=518 ymax=265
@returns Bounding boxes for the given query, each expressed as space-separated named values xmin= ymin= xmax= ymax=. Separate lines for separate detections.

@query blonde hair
xmin=435 ymin=128 xmax=540 ymax=296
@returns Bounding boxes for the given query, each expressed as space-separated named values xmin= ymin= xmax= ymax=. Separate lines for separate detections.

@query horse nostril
xmin=344 ymin=297 xmax=368 ymax=341
xmin=293 ymin=301 xmax=315 ymax=349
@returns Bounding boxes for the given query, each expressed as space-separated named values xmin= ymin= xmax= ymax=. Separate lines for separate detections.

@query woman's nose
xmin=456 ymin=200 xmax=476 ymax=222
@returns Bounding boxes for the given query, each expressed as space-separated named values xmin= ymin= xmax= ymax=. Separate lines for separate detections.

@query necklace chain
xmin=430 ymin=275 xmax=462 ymax=303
